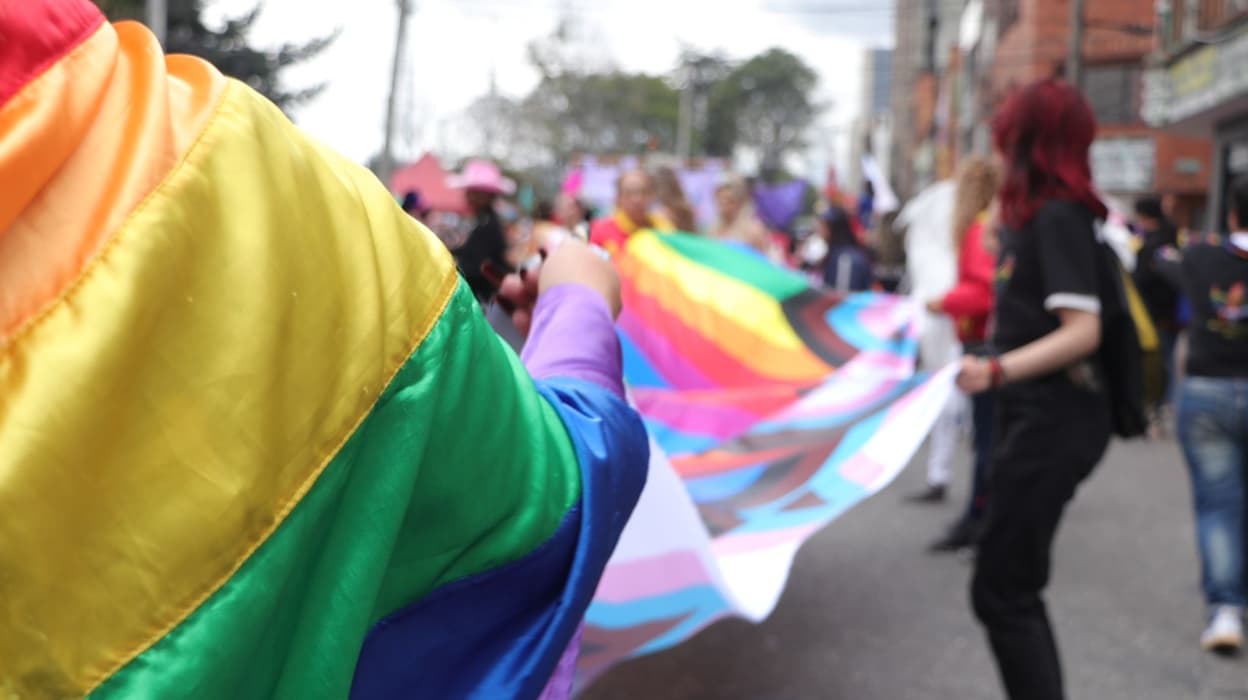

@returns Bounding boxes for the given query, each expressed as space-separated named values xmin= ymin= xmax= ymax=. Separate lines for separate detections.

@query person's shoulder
xmin=1169 ymin=231 xmax=1223 ymax=261
xmin=1172 ymin=237 xmax=1244 ymax=285
xmin=588 ymin=217 xmax=613 ymax=238
xmin=1026 ymin=200 xmax=1097 ymax=243
xmin=1032 ymin=199 xmax=1093 ymax=225
xmin=589 ymin=216 xmax=626 ymax=250
xmin=963 ymin=216 xmax=986 ymax=240
xmin=1183 ymin=232 xmax=1248 ymax=269
xmin=590 ymin=216 xmax=617 ymax=233
xmin=1180 ymin=230 xmax=1224 ymax=250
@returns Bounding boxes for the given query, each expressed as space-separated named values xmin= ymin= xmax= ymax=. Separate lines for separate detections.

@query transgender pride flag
xmin=577 ymin=233 xmax=956 ymax=687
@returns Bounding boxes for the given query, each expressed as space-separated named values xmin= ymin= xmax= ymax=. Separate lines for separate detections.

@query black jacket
xmin=454 ymin=208 xmax=507 ymax=301
xmin=1132 ymin=223 xmax=1180 ymax=330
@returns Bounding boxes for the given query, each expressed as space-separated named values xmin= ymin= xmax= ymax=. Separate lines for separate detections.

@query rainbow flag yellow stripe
xmin=2 ymin=4 xmax=647 ymax=698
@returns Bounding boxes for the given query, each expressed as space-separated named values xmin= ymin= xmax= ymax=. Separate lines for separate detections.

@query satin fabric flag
xmin=576 ymin=232 xmax=956 ymax=687
xmin=1 ymin=4 xmax=647 ymax=698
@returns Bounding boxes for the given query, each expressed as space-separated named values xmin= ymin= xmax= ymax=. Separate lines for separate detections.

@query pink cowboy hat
xmin=447 ymin=159 xmax=515 ymax=195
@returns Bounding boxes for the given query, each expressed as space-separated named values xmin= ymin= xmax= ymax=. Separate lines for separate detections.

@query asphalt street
xmin=583 ymin=438 xmax=1248 ymax=700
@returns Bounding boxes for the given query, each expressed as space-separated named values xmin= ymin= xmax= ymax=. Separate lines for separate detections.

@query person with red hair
xmin=955 ymin=79 xmax=1112 ymax=699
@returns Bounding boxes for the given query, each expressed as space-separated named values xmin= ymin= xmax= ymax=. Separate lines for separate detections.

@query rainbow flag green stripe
xmin=654 ymin=233 xmax=810 ymax=301
xmin=90 ymin=280 xmax=582 ymax=699
xmin=2 ymin=4 xmax=647 ymax=697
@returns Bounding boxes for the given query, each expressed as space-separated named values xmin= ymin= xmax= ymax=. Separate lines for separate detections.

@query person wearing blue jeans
xmin=1177 ymin=379 xmax=1248 ymax=651
xmin=1157 ymin=174 xmax=1248 ymax=655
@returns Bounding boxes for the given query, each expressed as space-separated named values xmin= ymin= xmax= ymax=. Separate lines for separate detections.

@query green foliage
xmin=676 ymin=49 xmax=734 ymax=157
xmin=92 ymin=0 xmax=334 ymax=111
xmin=506 ymin=18 xmax=679 ymax=164
xmin=521 ymin=71 xmax=680 ymax=161
xmin=463 ymin=17 xmax=821 ymax=170
xmin=707 ymin=48 xmax=821 ymax=169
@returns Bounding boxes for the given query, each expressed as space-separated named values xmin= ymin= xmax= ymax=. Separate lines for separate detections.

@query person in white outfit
xmin=898 ymin=181 xmax=965 ymax=503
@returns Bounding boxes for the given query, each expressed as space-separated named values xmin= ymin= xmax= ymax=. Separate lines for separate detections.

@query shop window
xmin=1083 ymin=65 xmax=1140 ymax=125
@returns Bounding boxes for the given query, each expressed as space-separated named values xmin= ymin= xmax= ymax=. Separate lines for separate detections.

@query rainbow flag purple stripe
xmin=576 ymin=232 xmax=955 ymax=687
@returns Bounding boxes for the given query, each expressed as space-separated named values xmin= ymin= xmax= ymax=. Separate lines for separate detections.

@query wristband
xmin=988 ymin=356 xmax=1006 ymax=389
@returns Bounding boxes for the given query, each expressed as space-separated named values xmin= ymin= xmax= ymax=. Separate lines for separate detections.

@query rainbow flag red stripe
xmin=575 ymin=232 xmax=952 ymax=685
xmin=0 ymin=3 xmax=646 ymax=698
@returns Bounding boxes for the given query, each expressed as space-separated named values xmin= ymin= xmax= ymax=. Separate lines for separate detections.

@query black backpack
xmin=1093 ymin=228 xmax=1149 ymax=439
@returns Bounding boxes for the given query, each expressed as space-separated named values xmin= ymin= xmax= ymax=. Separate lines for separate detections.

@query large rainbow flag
xmin=1 ymin=4 xmax=647 ymax=698
xmin=577 ymin=233 xmax=956 ymax=686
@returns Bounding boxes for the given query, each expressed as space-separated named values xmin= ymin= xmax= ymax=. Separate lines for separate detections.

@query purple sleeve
xmin=537 ymin=625 xmax=582 ymax=700
xmin=523 ymin=284 xmax=626 ymax=698
xmin=520 ymin=283 xmax=625 ymax=399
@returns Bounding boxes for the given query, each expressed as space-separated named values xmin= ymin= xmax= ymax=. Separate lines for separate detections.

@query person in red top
xmin=589 ymin=169 xmax=673 ymax=256
xmin=926 ymin=155 xmax=1000 ymax=552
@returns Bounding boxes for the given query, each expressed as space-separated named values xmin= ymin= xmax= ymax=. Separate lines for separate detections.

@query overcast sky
xmin=206 ymin=0 xmax=894 ymax=177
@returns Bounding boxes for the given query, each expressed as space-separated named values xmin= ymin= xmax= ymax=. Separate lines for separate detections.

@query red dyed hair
xmin=991 ymin=79 xmax=1107 ymax=230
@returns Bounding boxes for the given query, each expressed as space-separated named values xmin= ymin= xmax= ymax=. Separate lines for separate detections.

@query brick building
xmin=1144 ymin=0 xmax=1248 ymax=231
xmin=888 ymin=0 xmax=930 ymax=200
xmin=888 ymin=0 xmax=974 ymax=199
xmin=990 ymin=0 xmax=1212 ymax=225
xmin=890 ymin=0 xmax=1213 ymax=225
xmin=849 ymin=48 xmax=895 ymax=194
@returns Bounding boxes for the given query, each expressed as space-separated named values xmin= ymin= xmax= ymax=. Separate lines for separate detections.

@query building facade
xmin=887 ymin=0 xmax=975 ymax=199
xmin=850 ymin=48 xmax=895 ymax=193
xmin=1144 ymin=0 xmax=1248 ymax=230
xmin=890 ymin=0 xmax=1214 ymax=225
xmin=990 ymin=0 xmax=1212 ymax=225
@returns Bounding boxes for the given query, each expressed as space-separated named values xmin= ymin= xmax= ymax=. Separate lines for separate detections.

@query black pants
xmin=964 ymin=392 xmax=996 ymax=521
xmin=971 ymin=379 xmax=1110 ymax=700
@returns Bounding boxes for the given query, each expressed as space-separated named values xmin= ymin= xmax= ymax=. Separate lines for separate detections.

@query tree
xmin=520 ymin=71 xmax=679 ymax=164
xmin=464 ymin=90 xmax=529 ymax=165
xmin=504 ymin=14 xmax=679 ymax=166
xmin=92 ymin=0 xmax=334 ymax=111
xmin=525 ymin=12 xmax=614 ymax=82
xmin=707 ymin=48 xmax=821 ymax=171
xmin=674 ymin=49 xmax=734 ymax=158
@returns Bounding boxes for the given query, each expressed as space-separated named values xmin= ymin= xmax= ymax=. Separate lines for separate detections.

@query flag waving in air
xmin=578 ymin=232 xmax=955 ymax=686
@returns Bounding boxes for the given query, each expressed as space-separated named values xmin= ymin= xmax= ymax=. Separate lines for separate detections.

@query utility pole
xmin=676 ymin=64 xmax=693 ymax=160
xmin=1068 ymin=0 xmax=1086 ymax=88
xmin=381 ymin=0 xmax=413 ymax=185
xmin=146 ymin=0 xmax=166 ymax=45
xmin=484 ymin=67 xmax=498 ymax=160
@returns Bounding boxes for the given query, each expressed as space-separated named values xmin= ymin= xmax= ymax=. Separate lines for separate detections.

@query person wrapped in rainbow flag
xmin=0 ymin=2 xmax=648 ymax=698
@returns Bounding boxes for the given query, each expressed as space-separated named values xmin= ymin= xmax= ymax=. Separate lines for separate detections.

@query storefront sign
xmin=1230 ymin=142 xmax=1248 ymax=174
xmin=1091 ymin=137 xmax=1155 ymax=193
xmin=1174 ymin=157 xmax=1204 ymax=175
xmin=1144 ymin=24 xmax=1248 ymax=126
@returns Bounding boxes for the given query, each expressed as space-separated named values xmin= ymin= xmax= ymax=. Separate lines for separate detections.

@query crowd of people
xmin=405 ymin=160 xmax=879 ymax=300
xmin=6 ymin=3 xmax=1246 ymax=697
xmin=903 ymin=81 xmax=1248 ymax=697
xmin=431 ymin=78 xmax=1248 ymax=700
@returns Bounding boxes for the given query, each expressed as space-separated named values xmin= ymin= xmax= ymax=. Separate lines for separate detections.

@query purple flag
xmin=752 ymin=180 xmax=808 ymax=231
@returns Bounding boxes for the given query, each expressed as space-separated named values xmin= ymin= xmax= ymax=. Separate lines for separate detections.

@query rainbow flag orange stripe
xmin=575 ymin=232 xmax=950 ymax=686
xmin=613 ymin=231 xmax=888 ymax=455
xmin=1 ymin=3 xmax=646 ymax=698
